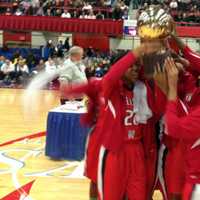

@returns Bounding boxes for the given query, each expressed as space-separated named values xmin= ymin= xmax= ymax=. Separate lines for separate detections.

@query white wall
xmin=110 ymin=36 xmax=138 ymax=50
xmin=31 ymin=32 xmax=46 ymax=48
xmin=31 ymin=32 xmax=72 ymax=48
xmin=0 ymin=31 xmax=3 ymax=46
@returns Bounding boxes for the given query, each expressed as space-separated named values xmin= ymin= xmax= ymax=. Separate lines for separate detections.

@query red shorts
xmin=98 ymin=141 xmax=146 ymax=200
xmin=182 ymin=182 xmax=200 ymax=200
xmin=84 ymin=127 xmax=101 ymax=183
xmin=164 ymin=141 xmax=186 ymax=195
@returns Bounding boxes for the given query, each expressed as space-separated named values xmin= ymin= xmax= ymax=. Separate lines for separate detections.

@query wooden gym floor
xmin=0 ymin=88 xmax=162 ymax=200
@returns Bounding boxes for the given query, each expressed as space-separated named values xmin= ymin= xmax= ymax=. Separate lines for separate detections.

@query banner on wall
xmin=3 ymin=31 xmax=31 ymax=47
xmin=123 ymin=20 xmax=137 ymax=37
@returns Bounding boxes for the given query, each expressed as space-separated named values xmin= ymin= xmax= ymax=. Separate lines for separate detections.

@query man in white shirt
xmin=61 ymin=9 xmax=71 ymax=18
xmin=59 ymin=46 xmax=87 ymax=104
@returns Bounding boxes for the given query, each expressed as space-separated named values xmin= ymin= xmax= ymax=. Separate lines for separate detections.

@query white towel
xmin=133 ymin=81 xmax=153 ymax=124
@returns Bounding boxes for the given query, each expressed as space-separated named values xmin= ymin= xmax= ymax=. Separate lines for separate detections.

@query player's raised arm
xmin=171 ymin=34 xmax=200 ymax=74
xmin=102 ymin=43 xmax=159 ymax=99
xmin=165 ymin=57 xmax=200 ymax=139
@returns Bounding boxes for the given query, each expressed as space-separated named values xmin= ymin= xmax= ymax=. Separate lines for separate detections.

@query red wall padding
xmin=3 ymin=31 xmax=31 ymax=45
xmin=73 ymin=33 xmax=109 ymax=51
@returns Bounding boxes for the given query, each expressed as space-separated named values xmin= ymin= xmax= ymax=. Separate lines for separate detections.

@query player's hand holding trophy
xmin=137 ymin=5 xmax=176 ymax=78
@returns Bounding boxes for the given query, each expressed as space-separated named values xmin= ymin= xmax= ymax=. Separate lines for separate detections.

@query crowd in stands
xmin=0 ymin=38 xmax=124 ymax=88
xmin=1 ymin=0 xmax=200 ymax=22
xmin=137 ymin=0 xmax=200 ymax=24
xmin=0 ymin=0 xmax=130 ymax=20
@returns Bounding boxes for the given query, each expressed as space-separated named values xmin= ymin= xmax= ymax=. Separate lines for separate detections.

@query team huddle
xmin=62 ymin=6 xmax=200 ymax=200
xmin=62 ymin=36 xmax=200 ymax=200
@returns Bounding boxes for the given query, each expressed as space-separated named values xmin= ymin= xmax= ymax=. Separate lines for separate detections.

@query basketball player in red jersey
xmin=62 ymin=51 xmax=130 ymax=200
xmin=157 ymin=36 xmax=200 ymax=200
xmin=164 ymin=57 xmax=200 ymax=200
xmin=96 ymin=43 xmax=161 ymax=200
xmin=63 ymin=45 xmax=156 ymax=200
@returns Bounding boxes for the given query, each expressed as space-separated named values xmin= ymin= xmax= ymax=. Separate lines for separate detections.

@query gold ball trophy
xmin=137 ymin=6 xmax=175 ymax=78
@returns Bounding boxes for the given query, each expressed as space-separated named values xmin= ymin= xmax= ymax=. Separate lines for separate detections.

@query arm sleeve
xmin=59 ymin=66 xmax=73 ymax=83
xmin=61 ymin=79 xmax=100 ymax=99
xmin=165 ymin=100 xmax=200 ymax=140
xmin=102 ymin=51 xmax=137 ymax=99
xmin=183 ymin=46 xmax=200 ymax=75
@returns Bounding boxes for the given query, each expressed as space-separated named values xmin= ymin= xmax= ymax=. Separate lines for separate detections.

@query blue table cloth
xmin=45 ymin=108 xmax=89 ymax=161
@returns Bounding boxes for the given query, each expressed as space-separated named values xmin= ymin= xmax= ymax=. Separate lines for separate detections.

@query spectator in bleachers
xmin=5 ymin=8 xmax=12 ymax=16
xmin=79 ymin=11 xmax=87 ymax=19
xmin=0 ymin=56 xmax=5 ymax=68
xmin=20 ymin=0 xmax=31 ymax=15
xmin=179 ymin=0 xmax=191 ymax=11
xmin=61 ymin=9 xmax=71 ymax=18
xmin=55 ymin=8 xmax=62 ymax=16
xmin=1 ymin=59 xmax=15 ymax=84
xmin=35 ymin=4 xmax=44 ymax=16
xmin=0 ymin=56 xmax=6 ymax=80
xmin=82 ymin=2 xmax=93 ymax=12
xmin=169 ymin=0 xmax=178 ymax=9
xmin=14 ymin=58 xmax=29 ymax=85
xmin=15 ymin=8 xmax=23 ymax=16
xmin=96 ymin=11 xmax=104 ymax=19
xmin=122 ymin=7 xmax=129 ymax=19
xmin=73 ymin=0 xmax=84 ymax=8
xmin=26 ymin=51 xmax=37 ymax=71
xmin=71 ymin=10 xmax=79 ymax=18
xmin=32 ymin=59 xmax=45 ymax=75
xmin=120 ymin=1 xmax=129 ymax=10
xmin=45 ymin=57 xmax=57 ymax=74
xmin=46 ymin=8 xmax=52 ymax=16
xmin=56 ymin=40 xmax=65 ymax=57
xmin=87 ymin=10 xmax=96 ymax=19
xmin=112 ymin=3 xmax=123 ymax=19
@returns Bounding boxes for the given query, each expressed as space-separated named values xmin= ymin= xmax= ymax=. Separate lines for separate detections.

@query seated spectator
xmin=15 ymin=58 xmax=29 ymax=85
xmin=1 ymin=59 xmax=15 ymax=84
xmin=82 ymin=2 xmax=92 ymax=11
xmin=87 ymin=10 xmax=96 ymax=19
xmin=112 ymin=4 xmax=123 ymax=20
xmin=55 ymin=8 xmax=62 ymax=16
xmin=4 ymin=8 xmax=12 ymax=16
xmin=32 ymin=59 xmax=45 ymax=75
xmin=35 ymin=4 xmax=44 ymax=16
xmin=46 ymin=8 xmax=52 ymax=16
xmin=73 ymin=0 xmax=84 ymax=8
xmin=169 ymin=0 xmax=178 ymax=9
xmin=0 ymin=56 xmax=5 ymax=68
xmin=96 ymin=11 xmax=104 ymax=19
xmin=20 ymin=0 xmax=31 ymax=15
xmin=120 ymin=1 xmax=129 ymax=11
xmin=79 ymin=11 xmax=87 ymax=19
xmin=15 ymin=8 xmax=23 ymax=16
xmin=26 ymin=52 xmax=36 ymax=72
xmin=72 ymin=10 xmax=79 ymax=18
xmin=61 ymin=9 xmax=71 ymax=18
xmin=45 ymin=57 xmax=57 ymax=74
xmin=0 ymin=56 xmax=6 ymax=80
xmin=122 ymin=7 xmax=129 ymax=19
